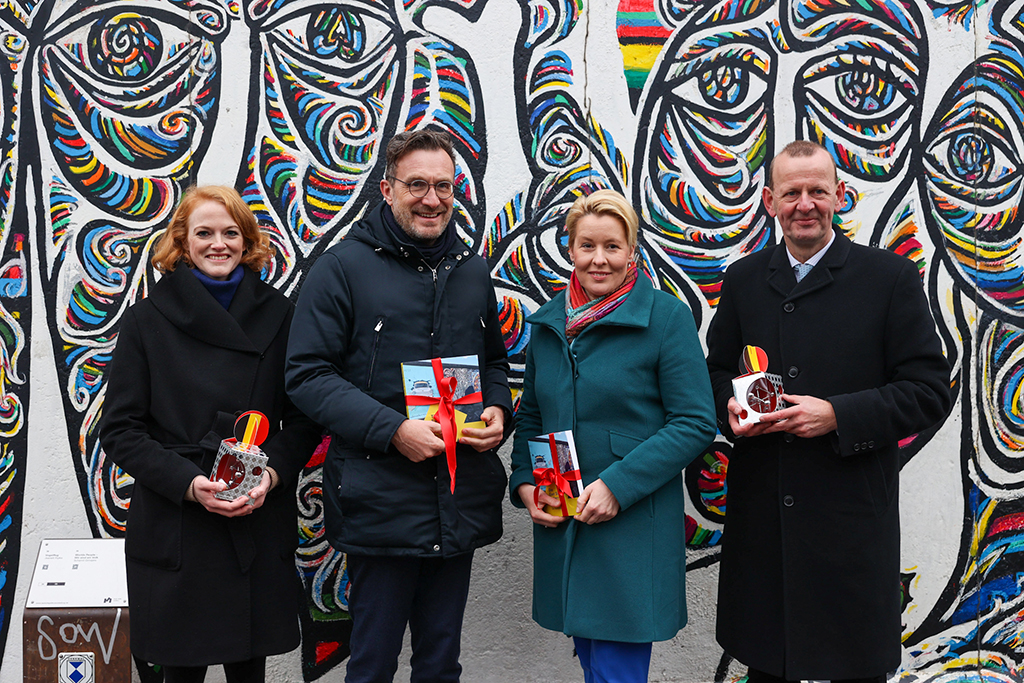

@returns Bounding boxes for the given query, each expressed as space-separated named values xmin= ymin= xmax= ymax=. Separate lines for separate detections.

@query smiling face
xmin=567 ymin=213 xmax=636 ymax=299
xmin=763 ymin=150 xmax=845 ymax=262
xmin=186 ymin=200 xmax=245 ymax=280
xmin=380 ymin=148 xmax=456 ymax=245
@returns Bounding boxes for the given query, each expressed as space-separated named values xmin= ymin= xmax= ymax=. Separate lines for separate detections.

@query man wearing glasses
xmin=286 ymin=130 xmax=513 ymax=682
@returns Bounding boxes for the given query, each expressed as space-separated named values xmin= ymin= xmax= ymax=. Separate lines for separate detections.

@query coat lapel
xmin=786 ymin=231 xmax=851 ymax=301
xmin=766 ymin=245 xmax=796 ymax=298
xmin=149 ymin=267 xmax=290 ymax=353
xmin=767 ymin=230 xmax=852 ymax=301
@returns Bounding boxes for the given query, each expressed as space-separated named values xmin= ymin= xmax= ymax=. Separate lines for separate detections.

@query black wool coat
xmin=286 ymin=203 xmax=513 ymax=558
xmin=99 ymin=266 xmax=322 ymax=667
xmin=705 ymin=232 xmax=951 ymax=679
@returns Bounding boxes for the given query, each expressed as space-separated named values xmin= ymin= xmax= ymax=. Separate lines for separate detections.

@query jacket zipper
xmin=422 ymin=259 xmax=438 ymax=284
xmin=366 ymin=316 xmax=386 ymax=390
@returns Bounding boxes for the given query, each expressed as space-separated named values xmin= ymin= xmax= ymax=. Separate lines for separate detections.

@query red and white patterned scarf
xmin=565 ymin=262 xmax=639 ymax=341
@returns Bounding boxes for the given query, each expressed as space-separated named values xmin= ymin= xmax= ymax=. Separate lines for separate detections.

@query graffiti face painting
xmin=0 ymin=0 xmax=1018 ymax=678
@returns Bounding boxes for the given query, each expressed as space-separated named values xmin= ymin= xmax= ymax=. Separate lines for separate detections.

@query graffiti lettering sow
xmin=0 ymin=0 xmax=1016 ymax=679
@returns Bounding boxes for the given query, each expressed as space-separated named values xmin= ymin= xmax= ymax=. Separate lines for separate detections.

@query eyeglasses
xmin=389 ymin=177 xmax=455 ymax=199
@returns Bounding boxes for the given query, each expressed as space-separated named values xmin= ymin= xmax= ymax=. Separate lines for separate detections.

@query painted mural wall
xmin=0 ymin=0 xmax=1014 ymax=679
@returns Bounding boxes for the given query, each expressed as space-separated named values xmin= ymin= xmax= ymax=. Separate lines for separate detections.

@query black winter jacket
xmin=286 ymin=204 xmax=513 ymax=557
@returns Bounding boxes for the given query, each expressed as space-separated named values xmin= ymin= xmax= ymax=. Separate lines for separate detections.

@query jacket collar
xmin=767 ymin=229 xmax=852 ymax=300
xmin=349 ymin=203 xmax=472 ymax=264
xmin=148 ymin=266 xmax=291 ymax=354
xmin=528 ymin=270 xmax=656 ymax=338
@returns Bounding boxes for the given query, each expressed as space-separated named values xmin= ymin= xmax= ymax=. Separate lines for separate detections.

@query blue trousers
xmin=573 ymin=637 xmax=653 ymax=683
xmin=345 ymin=552 xmax=474 ymax=683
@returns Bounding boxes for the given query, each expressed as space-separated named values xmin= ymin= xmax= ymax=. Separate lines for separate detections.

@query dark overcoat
xmin=509 ymin=275 xmax=717 ymax=643
xmin=285 ymin=204 xmax=513 ymax=558
xmin=99 ymin=266 xmax=322 ymax=667
xmin=705 ymin=232 xmax=951 ymax=679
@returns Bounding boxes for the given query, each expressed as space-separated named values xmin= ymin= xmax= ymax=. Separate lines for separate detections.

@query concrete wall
xmin=0 ymin=0 xmax=1011 ymax=679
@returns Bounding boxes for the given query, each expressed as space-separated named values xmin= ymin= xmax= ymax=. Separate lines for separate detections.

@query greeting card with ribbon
xmin=212 ymin=410 xmax=270 ymax=502
xmin=732 ymin=345 xmax=786 ymax=427
xmin=529 ymin=431 xmax=582 ymax=517
xmin=402 ymin=355 xmax=485 ymax=493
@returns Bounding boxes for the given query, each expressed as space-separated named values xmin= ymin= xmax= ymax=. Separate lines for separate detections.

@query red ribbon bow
xmin=532 ymin=433 xmax=581 ymax=516
xmin=404 ymin=358 xmax=483 ymax=493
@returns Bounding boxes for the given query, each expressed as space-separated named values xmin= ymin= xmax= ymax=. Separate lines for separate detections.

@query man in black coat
xmin=286 ymin=130 xmax=513 ymax=683
xmin=706 ymin=141 xmax=951 ymax=682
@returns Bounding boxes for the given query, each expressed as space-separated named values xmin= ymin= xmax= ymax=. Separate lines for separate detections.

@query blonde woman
xmin=510 ymin=189 xmax=717 ymax=682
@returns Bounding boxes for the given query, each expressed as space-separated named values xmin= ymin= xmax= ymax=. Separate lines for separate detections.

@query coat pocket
xmin=609 ymin=430 xmax=645 ymax=459
xmin=124 ymin=485 xmax=182 ymax=570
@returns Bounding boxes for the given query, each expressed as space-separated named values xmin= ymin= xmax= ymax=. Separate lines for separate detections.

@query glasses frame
xmin=388 ymin=176 xmax=455 ymax=199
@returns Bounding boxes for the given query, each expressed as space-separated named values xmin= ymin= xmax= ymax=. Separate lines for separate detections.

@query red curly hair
xmin=151 ymin=186 xmax=273 ymax=274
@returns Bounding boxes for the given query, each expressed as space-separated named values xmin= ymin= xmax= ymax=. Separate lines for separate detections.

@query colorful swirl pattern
xmin=0 ymin=4 xmax=28 ymax=668
xmin=34 ymin=1 xmax=228 ymax=540
xmin=924 ymin=53 xmax=1024 ymax=317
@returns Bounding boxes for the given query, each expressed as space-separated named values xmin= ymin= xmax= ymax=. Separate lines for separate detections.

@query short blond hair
xmin=768 ymin=141 xmax=838 ymax=189
xmin=565 ymin=190 xmax=639 ymax=250
xmin=151 ymin=186 xmax=273 ymax=273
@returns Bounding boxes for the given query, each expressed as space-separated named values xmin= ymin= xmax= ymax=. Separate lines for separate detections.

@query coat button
xmin=456 ymin=254 xmax=462 ymax=260
xmin=868 ymin=441 xmax=874 ymax=448
xmin=787 ymin=366 xmax=798 ymax=378
xmin=783 ymin=302 xmax=795 ymax=313
xmin=854 ymin=443 xmax=860 ymax=452
xmin=418 ymin=266 xmax=424 ymax=271
xmin=783 ymin=495 xmax=794 ymax=507
xmin=783 ymin=434 xmax=794 ymax=443
xmin=463 ymin=250 xmax=469 ymax=256
xmin=433 ymin=544 xmax=441 ymax=552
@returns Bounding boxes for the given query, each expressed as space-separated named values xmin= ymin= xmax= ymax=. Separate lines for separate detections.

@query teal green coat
xmin=509 ymin=274 xmax=717 ymax=643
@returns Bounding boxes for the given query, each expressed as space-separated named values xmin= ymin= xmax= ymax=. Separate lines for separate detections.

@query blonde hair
xmin=768 ymin=141 xmax=838 ymax=189
xmin=565 ymin=190 xmax=639 ymax=250
xmin=151 ymin=186 xmax=273 ymax=273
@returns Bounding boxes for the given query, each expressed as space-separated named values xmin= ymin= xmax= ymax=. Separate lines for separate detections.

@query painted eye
xmin=835 ymin=67 xmax=897 ymax=114
xmin=270 ymin=5 xmax=393 ymax=66
xmin=803 ymin=56 xmax=910 ymax=123
xmin=930 ymin=131 xmax=1018 ymax=187
xmin=801 ymin=51 xmax=916 ymax=180
xmin=308 ymin=8 xmax=373 ymax=62
xmin=699 ymin=64 xmax=752 ymax=108
xmin=48 ymin=6 xmax=209 ymax=85
xmin=87 ymin=13 xmax=163 ymax=82
xmin=926 ymin=127 xmax=1020 ymax=196
xmin=673 ymin=52 xmax=770 ymax=115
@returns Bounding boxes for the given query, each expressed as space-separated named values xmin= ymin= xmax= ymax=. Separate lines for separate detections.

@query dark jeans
xmin=747 ymin=667 xmax=887 ymax=683
xmin=161 ymin=657 xmax=265 ymax=683
xmin=345 ymin=552 xmax=475 ymax=683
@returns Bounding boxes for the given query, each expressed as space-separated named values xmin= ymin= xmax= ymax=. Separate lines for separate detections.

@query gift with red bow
xmin=529 ymin=431 xmax=582 ymax=516
xmin=401 ymin=355 xmax=485 ymax=493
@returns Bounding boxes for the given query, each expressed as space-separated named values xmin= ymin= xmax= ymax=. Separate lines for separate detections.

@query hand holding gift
xmin=402 ymin=355 xmax=485 ymax=492
xmin=731 ymin=346 xmax=786 ymax=428
xmin=529 ymin=431 xmax=582 ymax=517
xmin=210 ymin=411 xmax=271 ymax=503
